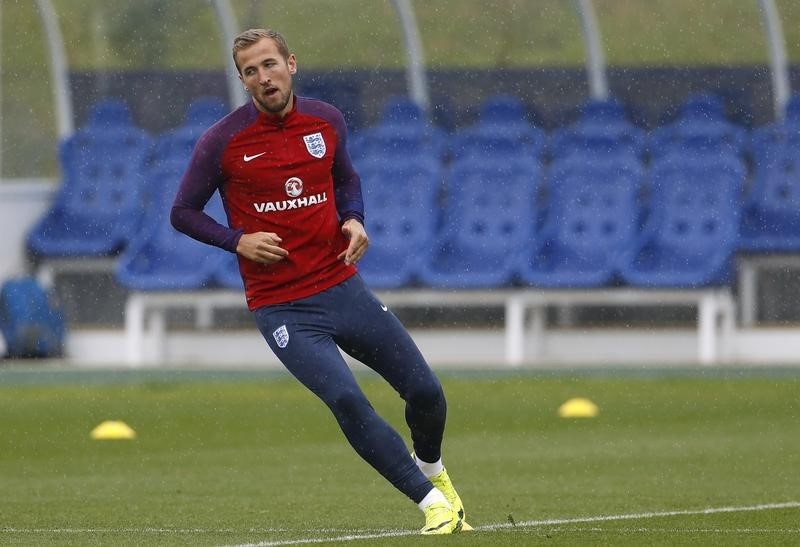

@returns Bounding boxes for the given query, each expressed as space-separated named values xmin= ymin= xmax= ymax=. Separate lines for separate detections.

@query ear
xmin=288 ymin=54 xmax=297 ymax=75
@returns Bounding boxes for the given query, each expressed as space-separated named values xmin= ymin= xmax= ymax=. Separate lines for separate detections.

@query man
xmin=170 ymin=28 xmax=470 ymax=535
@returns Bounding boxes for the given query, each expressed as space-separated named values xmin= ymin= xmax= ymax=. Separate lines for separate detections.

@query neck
xmin=254 ymin=93 xmax=295 ymax=119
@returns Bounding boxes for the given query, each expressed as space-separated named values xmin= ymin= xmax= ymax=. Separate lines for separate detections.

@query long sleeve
xmin=332 ymin=135 xmax=365 ymax=225
xmin=170 ymin=130 xmax=244 ymax=253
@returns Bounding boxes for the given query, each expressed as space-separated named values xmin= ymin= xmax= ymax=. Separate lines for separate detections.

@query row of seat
xmin=25 ymin=92 xmax=800 ymax=292
xmin=350 ymin=92 xmax=800 ymax=166
xmin=117 ymin=160 xmax=242 ymax=291
xmin=125 ymin=149 xmax=792 ymax=291
xmin=28 ymin=97 xmax=228 ymax=258
xmin=358 ymin=153 xmax=746 ymax=289
xmin=348 ymin=91 xmax=799 ymax=288
xmin=26 ymin=97 xmax=240 ymax=291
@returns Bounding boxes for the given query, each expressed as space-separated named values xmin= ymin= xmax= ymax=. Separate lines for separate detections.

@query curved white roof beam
xmin=35 ymin=0 xmax=74 ymax=139
xmin=0 ymin=2 xmax=3 ymax=176
xmin=211 ymin=0 xmax=249 ymax=108
xmin=574 ymin=0 xmax=609 ymax=101
xmin=758 ymin=0 xmax=790 ymax=121
xmin=390 ymin=0 xmax=430 ymax=113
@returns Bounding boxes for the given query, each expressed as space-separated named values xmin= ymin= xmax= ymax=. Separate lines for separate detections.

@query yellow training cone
xmin=90 ymin=420 xmax=137 ymax=440
xmin=558 ymin=398 xmax=599 ymax=418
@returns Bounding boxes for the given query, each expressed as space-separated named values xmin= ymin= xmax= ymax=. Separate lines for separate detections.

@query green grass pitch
xmin=1 ymin=367 xmax=799 ymax=545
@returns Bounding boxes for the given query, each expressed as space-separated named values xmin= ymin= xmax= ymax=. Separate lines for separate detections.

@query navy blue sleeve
xmin=331 ymin=120 xmax=365 ymax=225
xmin=170 ymin=123 xmax=244 ymax=253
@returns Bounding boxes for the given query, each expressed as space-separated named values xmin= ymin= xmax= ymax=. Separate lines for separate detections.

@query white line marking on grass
xmin=1 ymin=528 xmax=279 ymax=534
xmin=547 ymin=527 xmax=800 ymax=534
xmin=485 ymin=501 xmax=800 ymax=531
xmin=0 ymin=527 xmax=383 ymax=535
xmin=232 ymin=501 xmax=800 ymax=547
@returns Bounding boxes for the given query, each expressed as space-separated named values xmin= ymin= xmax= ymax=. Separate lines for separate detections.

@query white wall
xmin=62 ymin=327 xmax=800 ymax=368
xmin=0 ymin=179 xmax=54 ymax=281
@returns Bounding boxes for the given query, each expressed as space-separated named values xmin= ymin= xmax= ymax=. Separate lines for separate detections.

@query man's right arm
xmin=170 ymin=131 xmax=243 ymax=253
xmin=171 ymin=129 xmax=288 ymax=264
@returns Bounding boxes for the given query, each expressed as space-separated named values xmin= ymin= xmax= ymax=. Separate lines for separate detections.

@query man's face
xmin=237 ymin=38 xmax=297 ymax=117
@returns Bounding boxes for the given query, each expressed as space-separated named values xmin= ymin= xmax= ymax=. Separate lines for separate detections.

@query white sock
xmin=414 ymin=454 xmax=444 ymax=478
xmin=417 ymin=487 xmax=447 ymax=511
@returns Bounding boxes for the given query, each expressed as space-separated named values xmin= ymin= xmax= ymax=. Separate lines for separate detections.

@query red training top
xmin=171 ymin=96 xmax=364 ymax=310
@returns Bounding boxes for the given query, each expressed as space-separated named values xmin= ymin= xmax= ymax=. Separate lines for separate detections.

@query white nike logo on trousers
xmin=243 ymin=152 xmax=266 ymax=162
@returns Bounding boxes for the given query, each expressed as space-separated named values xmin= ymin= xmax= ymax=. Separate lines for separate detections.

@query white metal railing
xmin=123 ymin=288 xmax=735 ymax=367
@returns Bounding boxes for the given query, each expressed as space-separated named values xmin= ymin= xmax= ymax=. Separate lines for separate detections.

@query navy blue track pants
xmin=253 ymin=274 xmax=446 ymax=503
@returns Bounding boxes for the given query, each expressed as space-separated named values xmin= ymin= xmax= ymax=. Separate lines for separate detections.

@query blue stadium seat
xmin=349 ymin=96 xmax=447 ymax=162
xmin=27 ymin=99 xmax=152 ymax=257
xmin=784 ymin=93 xmax=800 ymax=123
xmin=380 ymin=95 xmax=426 ymax=125
xmin=751 ymin=93 xmax=800 ymax=160
xmin=479 ymin=94 xmax=528 ymax=122
xmin=297 ymin=80 xmax=362 ymax=130
xmin=183 ymin=96 xmax=228 ymax=128
xmin=739 ymin=147 xmax=800 ymax=251
xmin=153 ymin=96 xmax=228 ymax=165
xmin=619 ymin=156 xmax=744 ymax=287
xmin=355 ymin=158 xmax=441 ymax=288
xmin=449 ymin=125 xmax=543 ymax=162
xmin=676 ymin=93 xmax=727 ymax=121
xmin=214 ymin=254 xmax=244 ymax=290
xmin=751 ymin=123 xmax=800 ymax=161
xmin=86 ymin=98 xmax=135 ymax=127
xmin=649 ymin=93 xmax=747 ymax=159
xmin=206 ymin=199 xmax=244 ymax=290
xmin=146 ymin=96 xmax=240 ymax=290
xmin=580 ymin=97 xmax=627 ymax=123
xmin=449 ymin=95 xmax=545 ymax=162
xmin=518 ymin=156 xmax=643 ymax=287
xmin=746 ymin=93 xmax=800 ymax=251
xmin=352 ymin=123 xmax=446 ymax=162
xmin=116 ymin=161 xmax=227 ymax=290
xmin=212 ymin=189 xmax=244 ymax=290
xmin=418 ymin=157 xmax=539 ymax=288
xmin=550 ymin=98 xmax=645 ymax=159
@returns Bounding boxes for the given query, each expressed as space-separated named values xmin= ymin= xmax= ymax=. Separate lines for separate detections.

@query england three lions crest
xmin=303 ymin=132 xmax=326 ymax=158
xmin=272 ymin=324 xmax=289 ymax=348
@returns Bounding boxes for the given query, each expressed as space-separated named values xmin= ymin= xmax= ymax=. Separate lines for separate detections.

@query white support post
xmin=739 ymin=261 xmax=758 ymax=326
xmin=125 ymin=294 xmax=146 ymax=366
xmin=719 ymin=292 xmax=736 ymax=362
xmin=505 ymin=296 xmax=525 ymax=366
xmin=697 ymin=293 xmax=717 ymax=365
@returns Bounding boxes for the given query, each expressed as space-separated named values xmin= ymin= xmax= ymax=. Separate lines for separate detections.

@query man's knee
xmin=407 ymin=376 xmax=445 ymax=408
xmin=327 ymin=388 xmax=372 ymax=418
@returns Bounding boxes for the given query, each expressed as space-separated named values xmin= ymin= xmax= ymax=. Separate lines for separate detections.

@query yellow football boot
xmin=428 ymin=467 xmax=472 ymax=529
xmin=421 ymin=501 xmax=463 ymax=535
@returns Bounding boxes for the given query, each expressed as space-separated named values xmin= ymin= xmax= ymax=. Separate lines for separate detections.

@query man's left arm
xmin=331 ymin=116 xmax=368 ymax=265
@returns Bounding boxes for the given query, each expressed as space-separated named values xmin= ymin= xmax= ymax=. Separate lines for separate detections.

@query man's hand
xmin=337 ymin=219 xmax=369 ymax=266
xmin=236 ymin=232 xmax=289 ymax=264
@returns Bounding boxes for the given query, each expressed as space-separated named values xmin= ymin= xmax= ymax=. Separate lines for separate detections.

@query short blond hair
xmin=232 ymin=29 xmax=290 ymax=72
